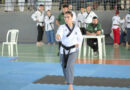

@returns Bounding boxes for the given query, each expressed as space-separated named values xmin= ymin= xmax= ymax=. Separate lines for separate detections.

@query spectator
xmin=112 ymin=10 xmax=125 ymax=48
xmin=5 ymin=0 xmax=14 ymax=12
xmin=77 ymin=7 xmax=87 ymax=34
xmin=59 ymin=0 xmax=71 ymax=10
xmin=68 ymin=4 xmax=77 ymax=23
xmin=18 ymin=0 xmax=25 ymax=12
xmin=86 ymin=16 xmax=102 ymax=56
xmin=31 ymin=4 xmax=45 ymax=46
xmin=45 ymin=10 xmax=55 ymax=45
xmin=85 ymin=5 xmax=98 ymax=27
xmin=56 ymin=4 xmax=68 ymax=26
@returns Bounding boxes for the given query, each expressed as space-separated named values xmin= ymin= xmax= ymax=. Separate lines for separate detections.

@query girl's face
xmin=64 ymin=14 xmax=73 ymax=24
xmin=47 ymin=11 xmax=51 ymax=16
xmin=81 ymin=8 xmax=85 ymax=13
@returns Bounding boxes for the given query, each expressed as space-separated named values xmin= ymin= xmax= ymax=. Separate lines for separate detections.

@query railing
xmin=0 ymin=0 xmax=129 ymax=12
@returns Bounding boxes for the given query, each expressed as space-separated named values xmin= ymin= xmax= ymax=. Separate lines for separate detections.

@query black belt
xmin=60 ymin=42 xmax=75 ymax=68
xmin=39 ymin=22 xmax=44 ymax=24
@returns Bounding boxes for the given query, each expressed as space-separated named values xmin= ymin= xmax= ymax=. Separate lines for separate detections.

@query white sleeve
xmin=45 ymin=16 xmax=55 ymax=24
xmin=49 ymin=16 xmax=55 ymax=23
xmin=56 ymin=25 xmax=64 ymax=41
xmin=72 ymin=12 xmax=77 ymax=22
xmin=120 ymin=19 xmax=125 ymax=23
xmin=31 ymin=11 xmax=38 ymax=21
xmin=77 ymin=13 xmax=81 ymax=26
xmin=77 ymin=13 xmax=80 ymax=22
xmin=77 ymin=27 xmax=83 ymax=48
xmin=119 ymin=16 xmax=125 ymax=23
xmin=45 ymin=16 xmax=49 ymax=24
xmin=93 ymin=11 xmax=98 ymax=18
xmin=125 ymin=15 xmax=128 ymax=22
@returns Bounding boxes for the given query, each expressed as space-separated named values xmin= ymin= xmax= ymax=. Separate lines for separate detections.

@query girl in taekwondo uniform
xmin=56 ymin=11 xmax=83 ymax=90
xmin=112 ymin=10 xmax=125 ymax=47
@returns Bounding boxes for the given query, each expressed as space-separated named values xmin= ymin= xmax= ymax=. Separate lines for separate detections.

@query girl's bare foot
xmin=68 ymin=84 xmax=73 ymax=90
xmin=113 ymin=43 xmax=119 ymax=48
xmin=113 ymin=43 xmax=116 ymax=47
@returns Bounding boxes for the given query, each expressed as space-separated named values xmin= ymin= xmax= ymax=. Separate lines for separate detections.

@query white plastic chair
xmin=2 ymin=29 xmax=19 ymax=57
xmin=88 ymin=29 xmax=106 ymax=59
xmin=87 ymin=35 xmax=106 ymax=59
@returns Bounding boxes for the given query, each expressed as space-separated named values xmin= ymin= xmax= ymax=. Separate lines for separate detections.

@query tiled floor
xmin=1 ymin=44 xmax=130 ymax=64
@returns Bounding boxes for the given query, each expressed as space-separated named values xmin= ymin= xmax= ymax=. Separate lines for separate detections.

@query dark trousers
xmin=120 ymin=30 xmax=126 ymax=44
xmin=37 ymin=25 xmax=44 ymax=42
xmin=87 ymin=39 xmax=98 ymax=52
xmin=126 ymin=28 xmax=130 ymax=44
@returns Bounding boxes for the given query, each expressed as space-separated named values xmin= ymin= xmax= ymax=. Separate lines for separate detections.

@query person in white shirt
xmin=68 ymin=4 xmax=77 ymax=23
xmin=18 ymin=0 xmax=25 ymax=12
xmin=85 ymin=6 xmax=98 ymax=27
xmin=45 ymin=10 xmax=55 ymax=45
xmin=56 ymin=11 xmax=83 ymax=90
xmin=77 ymin=7 xmax=87 ymax=34
xmin=112 ymin=10 xmax=125 ymax=47
xmin=31 ymin=4 xmax=45 ymax=46
xmin=125 ymin=9 xmax=130 ymax=47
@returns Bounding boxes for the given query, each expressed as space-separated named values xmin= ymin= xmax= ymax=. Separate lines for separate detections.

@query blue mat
xmin=0 ymin=57 xmax=17 ymax=62
xmin=20 ymin=84 xmax=130 ymax=90
xmin=0 ymin=57 xmax=130 ymax=90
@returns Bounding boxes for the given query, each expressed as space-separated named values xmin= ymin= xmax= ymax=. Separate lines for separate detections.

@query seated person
xmin=86 ymin=16 xmax=102 ymax=56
